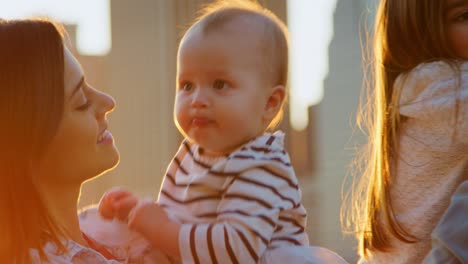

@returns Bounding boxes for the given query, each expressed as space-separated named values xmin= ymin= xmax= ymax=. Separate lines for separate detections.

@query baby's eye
xmin=181 ymin=82 xmax=193 ymax=91
xmin=213 ymin=79 xmax=228 ymax=90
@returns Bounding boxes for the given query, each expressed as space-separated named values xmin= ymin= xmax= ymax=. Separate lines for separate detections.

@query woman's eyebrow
xmin=446 ymin=0 xmax=466 ymax=11
xmin=69 ymin=77 xmax=84 ymax=100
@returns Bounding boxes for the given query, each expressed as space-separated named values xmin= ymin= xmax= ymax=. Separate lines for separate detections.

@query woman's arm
xmin=423 ymin=180 xmax=468 ymax=264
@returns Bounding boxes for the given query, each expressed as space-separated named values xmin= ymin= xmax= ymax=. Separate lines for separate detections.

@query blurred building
xmin=311 ymin=0 xmax=376 ymax=262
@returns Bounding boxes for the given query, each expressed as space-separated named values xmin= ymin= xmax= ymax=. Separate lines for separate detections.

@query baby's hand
xmin=127 ymin=199 xmax=170 ymax=238
xmin=98 ymin=187 xmax=139 ymax=221
xmin=128 ymin=200 xmax=181 ymax=258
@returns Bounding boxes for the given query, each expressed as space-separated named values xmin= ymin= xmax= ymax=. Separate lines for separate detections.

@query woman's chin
xmin=85 ymin=148 xmax=120 ymax=183
xmin=100 ymin=148 xmax=120 ymax=174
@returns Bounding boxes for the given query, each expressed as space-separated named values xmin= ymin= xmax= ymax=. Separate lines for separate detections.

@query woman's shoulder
xmin=400 ymin=61 xmax=465 ymax=94
xmin=409 ymin=60 xmax=468 ymax=79
xmin=415 ymin=59 xmax=466 ymax=79
xmin=398 ymin=60 xmax=467 ymax=113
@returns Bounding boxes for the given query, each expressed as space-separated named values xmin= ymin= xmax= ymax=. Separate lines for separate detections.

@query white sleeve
xmin=399 ymin=62 xmax=468 ymax=145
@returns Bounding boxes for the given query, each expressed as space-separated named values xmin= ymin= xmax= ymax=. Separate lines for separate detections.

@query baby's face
xmin=175 ymin=26 xmax=271 ymax=155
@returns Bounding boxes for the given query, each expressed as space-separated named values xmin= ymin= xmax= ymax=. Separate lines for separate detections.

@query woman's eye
xmin=76 ymin=100 xmax=91 ymax=111
xmin=455 ymin=11 xmax=468 ymax=22
xmin=213 ymin=80 xmax=228 ymax=90
xmin=182 ymin=82 xmax=193 ymax=91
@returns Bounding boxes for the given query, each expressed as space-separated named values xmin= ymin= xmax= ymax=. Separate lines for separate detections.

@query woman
xmin=344 ymin=0 xmax=467 ymax=263
xmin=0 ymin=18 xmax=122 ymax=263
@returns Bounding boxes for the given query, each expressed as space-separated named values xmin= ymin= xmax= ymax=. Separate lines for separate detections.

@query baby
xmin=99 ymin=1 xmax=317 ymax=263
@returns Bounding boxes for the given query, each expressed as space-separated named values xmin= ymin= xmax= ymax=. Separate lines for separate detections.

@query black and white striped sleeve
xmin=178 ymin=161 xmax=301 ymax=264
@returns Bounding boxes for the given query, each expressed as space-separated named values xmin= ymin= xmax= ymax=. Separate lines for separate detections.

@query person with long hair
xmin=344 ymin=0 xmax=468 ymax=263
xmin=0 ymin=18 xmax=122 ymax=263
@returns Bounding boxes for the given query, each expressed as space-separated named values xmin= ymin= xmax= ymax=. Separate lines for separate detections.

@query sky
xmin=0 ymin=0 xmax=110 ymax=54
xmin=0 ymin=0 xmax=337 ymax=130
xmin=287 ymin=0 xmax=337 ymax=129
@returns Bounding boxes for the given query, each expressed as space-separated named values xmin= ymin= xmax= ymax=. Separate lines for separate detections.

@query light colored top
xmin=30 ymin=238 xmax=121 ymax=264
xmin=423 ymin=180 xmax=468 ymax=264
xmin=158 ymin=131 xmax=310 ymax=264
xmin=364 ymin=61 xmax=468 ymax=263
xmin=31 ymin=207 xmax=172 ymax=264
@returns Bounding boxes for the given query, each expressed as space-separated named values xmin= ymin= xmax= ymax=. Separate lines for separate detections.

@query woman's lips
xmin=97 ymin=130 xmax=113 ymax=144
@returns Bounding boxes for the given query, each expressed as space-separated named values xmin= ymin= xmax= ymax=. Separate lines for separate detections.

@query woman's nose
xmin=102 ymin=93 xmax=116 ymax=114
xmin=94 ymin=88 xmax=116 ymax=114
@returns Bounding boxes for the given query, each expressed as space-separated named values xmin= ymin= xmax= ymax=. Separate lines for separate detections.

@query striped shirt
xmin=158 ymin=131 xmax=310 ymax=264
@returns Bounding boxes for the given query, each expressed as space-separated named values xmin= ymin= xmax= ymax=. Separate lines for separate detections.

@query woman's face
xmin=37 ymin=48 xmax=119 ymax=184
xmin=445 ymin=0 xmax=468 ymax=59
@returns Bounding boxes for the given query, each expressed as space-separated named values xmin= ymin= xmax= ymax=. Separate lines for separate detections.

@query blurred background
xmin=1 ymin=0 xmax=378 ymax=262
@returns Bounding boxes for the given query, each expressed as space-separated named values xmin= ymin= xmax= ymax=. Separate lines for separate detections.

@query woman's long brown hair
xmin=343 ymin=0 xmax=459 ymax=259
xmin=0 ymin=18 xmax=68 ymax=263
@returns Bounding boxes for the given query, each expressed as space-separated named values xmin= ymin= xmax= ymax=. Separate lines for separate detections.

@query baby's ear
xmin=264 ymin=85 xmax=285 ymax=121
